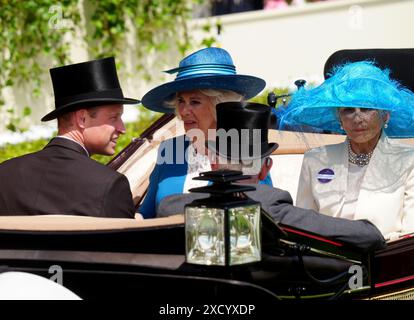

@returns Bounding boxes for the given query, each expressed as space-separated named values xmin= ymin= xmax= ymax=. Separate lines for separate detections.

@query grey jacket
xmin=157 ymin=184 xmax=386 ymax=252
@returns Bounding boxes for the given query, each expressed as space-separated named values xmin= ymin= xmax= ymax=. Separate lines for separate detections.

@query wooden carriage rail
xmin=0 ymin=250 xmax=185 ymax=270
xmin=268 ymin=130 xmax=345 ymax=154
xmin=108 ymin=113 xmax=175 ymax=170
xmin=0 ymin=214 xmax=184 ymax=232
xmin=269 ymin=132 xmax=414 ymax=155
xmin=107 ymin=114 xmax=414 ymax=168
xmin=108 ymin=114 xmax=349 ymax=169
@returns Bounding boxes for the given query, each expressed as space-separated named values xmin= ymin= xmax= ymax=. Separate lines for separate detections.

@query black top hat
xmin=42 ymin=57 xmax=140 ymax=121
xmin=324 ymin=48 xmax=414 ymax=92
xmin=207 ymin=102 xmax=278 ymax=160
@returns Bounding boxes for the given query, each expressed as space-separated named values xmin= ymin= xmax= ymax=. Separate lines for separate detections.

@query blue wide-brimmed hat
xmin=278 ymin=61 xmax=414 ymax=138
xmin=141 ymin=47 xmax=266 ymax=113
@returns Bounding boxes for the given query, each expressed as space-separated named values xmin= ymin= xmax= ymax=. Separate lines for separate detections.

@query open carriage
xmin=1 ymin=49 xmax=414 ymax=304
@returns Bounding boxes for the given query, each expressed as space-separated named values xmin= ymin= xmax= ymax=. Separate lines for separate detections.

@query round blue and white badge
xmin=317 ymin=168 xmax=335 ymax=183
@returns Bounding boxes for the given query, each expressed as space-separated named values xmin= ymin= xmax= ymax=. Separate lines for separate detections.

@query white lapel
xmin=354 ymin=133 xmax=386 ymax=219
xmin=331 ymin=141 xmax=349 ymax=217
xmin=313 ymin=141 xmax=348 ymax=217
xmin=359 ymin=133 xmax=387 ymax=186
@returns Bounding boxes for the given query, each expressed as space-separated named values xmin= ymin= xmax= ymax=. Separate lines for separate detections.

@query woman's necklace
xmin=347 ymin=140 xmax=373 ymax=167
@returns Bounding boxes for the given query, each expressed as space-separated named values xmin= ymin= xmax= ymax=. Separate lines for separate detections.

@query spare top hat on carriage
xmin=207 ymin=101 xmax=278 ymax=161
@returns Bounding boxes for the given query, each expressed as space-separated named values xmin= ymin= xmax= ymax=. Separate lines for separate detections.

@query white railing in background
xmin=192 ymin=0 xmax=414 ymax=89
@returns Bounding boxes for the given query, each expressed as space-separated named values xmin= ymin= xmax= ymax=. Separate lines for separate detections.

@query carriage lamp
xmin=185 ymin=170 xmax=261 ymax=266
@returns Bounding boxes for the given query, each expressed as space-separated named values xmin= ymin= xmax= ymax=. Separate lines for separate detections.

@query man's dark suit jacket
xmin=156 ymin=185 xmax=386 ymax=252
xmin=0 ymin=138 xmax=134 ymax=218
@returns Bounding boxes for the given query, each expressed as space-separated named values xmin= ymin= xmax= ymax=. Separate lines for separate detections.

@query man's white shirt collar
xmin=56 ymin=136 xmax=90 ymax=157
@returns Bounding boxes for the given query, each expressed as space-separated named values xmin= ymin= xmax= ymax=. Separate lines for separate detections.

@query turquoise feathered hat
xmin=278 ymin=61 xmax=414 ymax=138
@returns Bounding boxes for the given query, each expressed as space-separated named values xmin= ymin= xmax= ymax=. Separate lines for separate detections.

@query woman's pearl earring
xmin=384 ymin=122 xmax=388 ymax=129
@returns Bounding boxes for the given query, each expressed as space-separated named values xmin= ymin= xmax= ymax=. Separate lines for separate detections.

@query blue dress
xmin=139 ymin=136 xmax=273 ymax=218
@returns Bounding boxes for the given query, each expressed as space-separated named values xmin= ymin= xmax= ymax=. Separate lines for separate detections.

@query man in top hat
xmin=157 ymin=102 xmax=386 ymax=252
xmin=0 ymin=57 xmax=139 ymax=218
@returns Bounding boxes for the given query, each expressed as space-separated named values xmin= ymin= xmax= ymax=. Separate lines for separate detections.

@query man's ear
xmin=75 ymin=109 xmax=88 ymax=129
xmin=258 ymin=157 xmax=273 ymax=181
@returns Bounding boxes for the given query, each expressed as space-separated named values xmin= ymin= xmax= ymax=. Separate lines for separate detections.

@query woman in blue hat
xmin=279 ymin=61 xmax=414 ymax=241
xmin=139 ymin=47 xmax=268 ymax=218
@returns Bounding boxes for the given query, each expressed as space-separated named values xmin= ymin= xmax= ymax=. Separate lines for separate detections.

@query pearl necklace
xmin=347 ymin=140 xmax=373 ymax=167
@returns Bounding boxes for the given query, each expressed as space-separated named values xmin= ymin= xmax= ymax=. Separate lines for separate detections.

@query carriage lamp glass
xmin=185 ymin=170 xmax=261 ymax=266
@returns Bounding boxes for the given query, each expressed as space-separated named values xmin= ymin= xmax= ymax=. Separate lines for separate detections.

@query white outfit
xmin=340 ymin=163 xmax=367 ymax=220
xmin=182 ymin=142 xmax=211 ymax=193
xmin=0 ymin=272 xmax=81 ymax=300
xmin=296 ymin=134 xmax=414 ymax=241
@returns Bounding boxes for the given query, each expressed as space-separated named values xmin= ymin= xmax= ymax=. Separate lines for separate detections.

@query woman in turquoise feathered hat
xmin=282 ymin=61 xmax=414 ymax=241
xmin=139 ymin=47 xmax=270 ymax=218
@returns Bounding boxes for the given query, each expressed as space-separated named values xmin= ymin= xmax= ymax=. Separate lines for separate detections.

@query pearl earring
xmin=384 ymin=122 xmax=388 ymax=129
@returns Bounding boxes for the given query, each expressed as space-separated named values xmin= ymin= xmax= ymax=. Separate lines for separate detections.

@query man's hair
xmin=166 ymin=89 xmax=243 ymax=121
xmin=57 ymin=112 xmax=73 ymax=128
xmin=57 ymin=106 xmax=100 ymax=128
